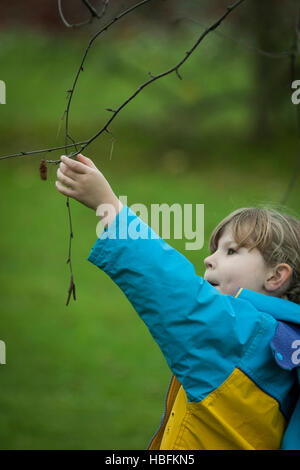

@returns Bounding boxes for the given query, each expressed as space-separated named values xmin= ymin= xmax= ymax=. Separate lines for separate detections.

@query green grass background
xmin=0 ymin=25 xmax=299 ymax=449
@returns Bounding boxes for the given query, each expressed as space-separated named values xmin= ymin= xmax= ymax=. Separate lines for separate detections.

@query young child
xmin=55 ymin=154 xmax=300 ymax=450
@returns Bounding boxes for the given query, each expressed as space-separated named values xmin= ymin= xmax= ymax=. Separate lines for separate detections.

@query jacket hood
xmin=237 ymin=288 xmax=300 ymax=325
xmin=237 ymin=288 xmax=300 ymax=450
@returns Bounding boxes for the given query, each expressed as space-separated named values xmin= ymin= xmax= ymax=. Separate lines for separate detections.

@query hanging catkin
xmin=39 ymin=160 xmax=47 ymax=180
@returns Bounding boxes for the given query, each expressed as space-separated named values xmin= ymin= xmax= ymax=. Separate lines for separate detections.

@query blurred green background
xmin=0 ymin=0 xmax=300 ymax=449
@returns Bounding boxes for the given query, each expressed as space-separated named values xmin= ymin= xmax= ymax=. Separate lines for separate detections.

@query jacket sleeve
xmin=87 ymin=205 xmax=262 ymax=402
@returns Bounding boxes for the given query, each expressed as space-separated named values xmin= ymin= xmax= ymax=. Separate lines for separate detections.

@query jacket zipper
xmin=147 ymin=375 xmax=178 ymax=450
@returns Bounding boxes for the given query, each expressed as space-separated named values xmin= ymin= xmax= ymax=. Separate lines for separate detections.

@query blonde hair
xmin=209 ymin=207 xmax=300 ymax=305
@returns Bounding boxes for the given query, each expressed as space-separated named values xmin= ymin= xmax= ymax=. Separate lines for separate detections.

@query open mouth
xmin=208 ymin=281 xmax=219 ymax=287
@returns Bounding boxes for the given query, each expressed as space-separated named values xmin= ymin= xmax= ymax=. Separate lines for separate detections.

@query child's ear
xmin=264 ymin=263 xmax=292 ymax=292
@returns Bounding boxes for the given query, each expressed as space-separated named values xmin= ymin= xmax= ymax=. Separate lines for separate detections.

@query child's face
xmin=204 ymin=224 xmax=270 ymax=296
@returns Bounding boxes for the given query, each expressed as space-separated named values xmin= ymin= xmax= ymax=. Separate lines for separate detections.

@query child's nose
xmin=204 ymin=254 xmax=216 ymax=269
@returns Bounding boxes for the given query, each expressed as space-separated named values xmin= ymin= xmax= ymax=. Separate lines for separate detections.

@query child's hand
xmin=55 ymin=154 xmax=122 ymax=221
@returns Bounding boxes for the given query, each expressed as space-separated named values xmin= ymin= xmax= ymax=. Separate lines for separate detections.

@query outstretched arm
xmin=56 ymin=154 xmax=261 ymax=402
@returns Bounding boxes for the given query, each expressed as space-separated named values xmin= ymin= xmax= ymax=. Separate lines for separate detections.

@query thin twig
xmin=82 ymin=0 xmax=101 ymax=19
xmin=65 ymin=196 xmax=75 ymax=306
xmin=82 ymin=0 xmax=110 ymax=20
xmin=181 ymin=16 xmax=297 ymax=60
xmin=58 ymin=0 xmax=91 ymax=28
xmin=0 ymin=141 xmax=88 ymax=161
xmin=58 ymin=0 xmax=109 ymax=29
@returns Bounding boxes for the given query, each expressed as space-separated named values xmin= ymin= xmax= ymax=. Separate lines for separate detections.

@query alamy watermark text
xmin=96 ymin=196 xmax=204 ymax=250
xmin=291 ymin=80 xmax=300 ymax=105
xmin=0 ymin=340 xmax=6 ymax=365
xmin=0 ymin=80 xmax=6 ymax=104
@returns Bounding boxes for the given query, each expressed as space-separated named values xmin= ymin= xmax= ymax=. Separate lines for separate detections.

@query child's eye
xmin=227 ymin=248 xmax=237 ymax=255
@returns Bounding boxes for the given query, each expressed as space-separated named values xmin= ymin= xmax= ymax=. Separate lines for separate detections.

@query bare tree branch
xmin=65 ymin=0 xmax=248 ymax=160
xmin=0 ymin=0 xmax=247 ymax=163
xmin=0 ymin=0 xmax=248 ymax=305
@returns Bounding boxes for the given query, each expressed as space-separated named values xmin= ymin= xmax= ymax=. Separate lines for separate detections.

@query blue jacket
xmin=87 ymin=205 xmax=300 ymax=450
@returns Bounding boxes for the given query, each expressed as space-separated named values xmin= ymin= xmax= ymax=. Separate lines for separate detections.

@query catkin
xmin=39 ymin=160 xmax=47 ymax=180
